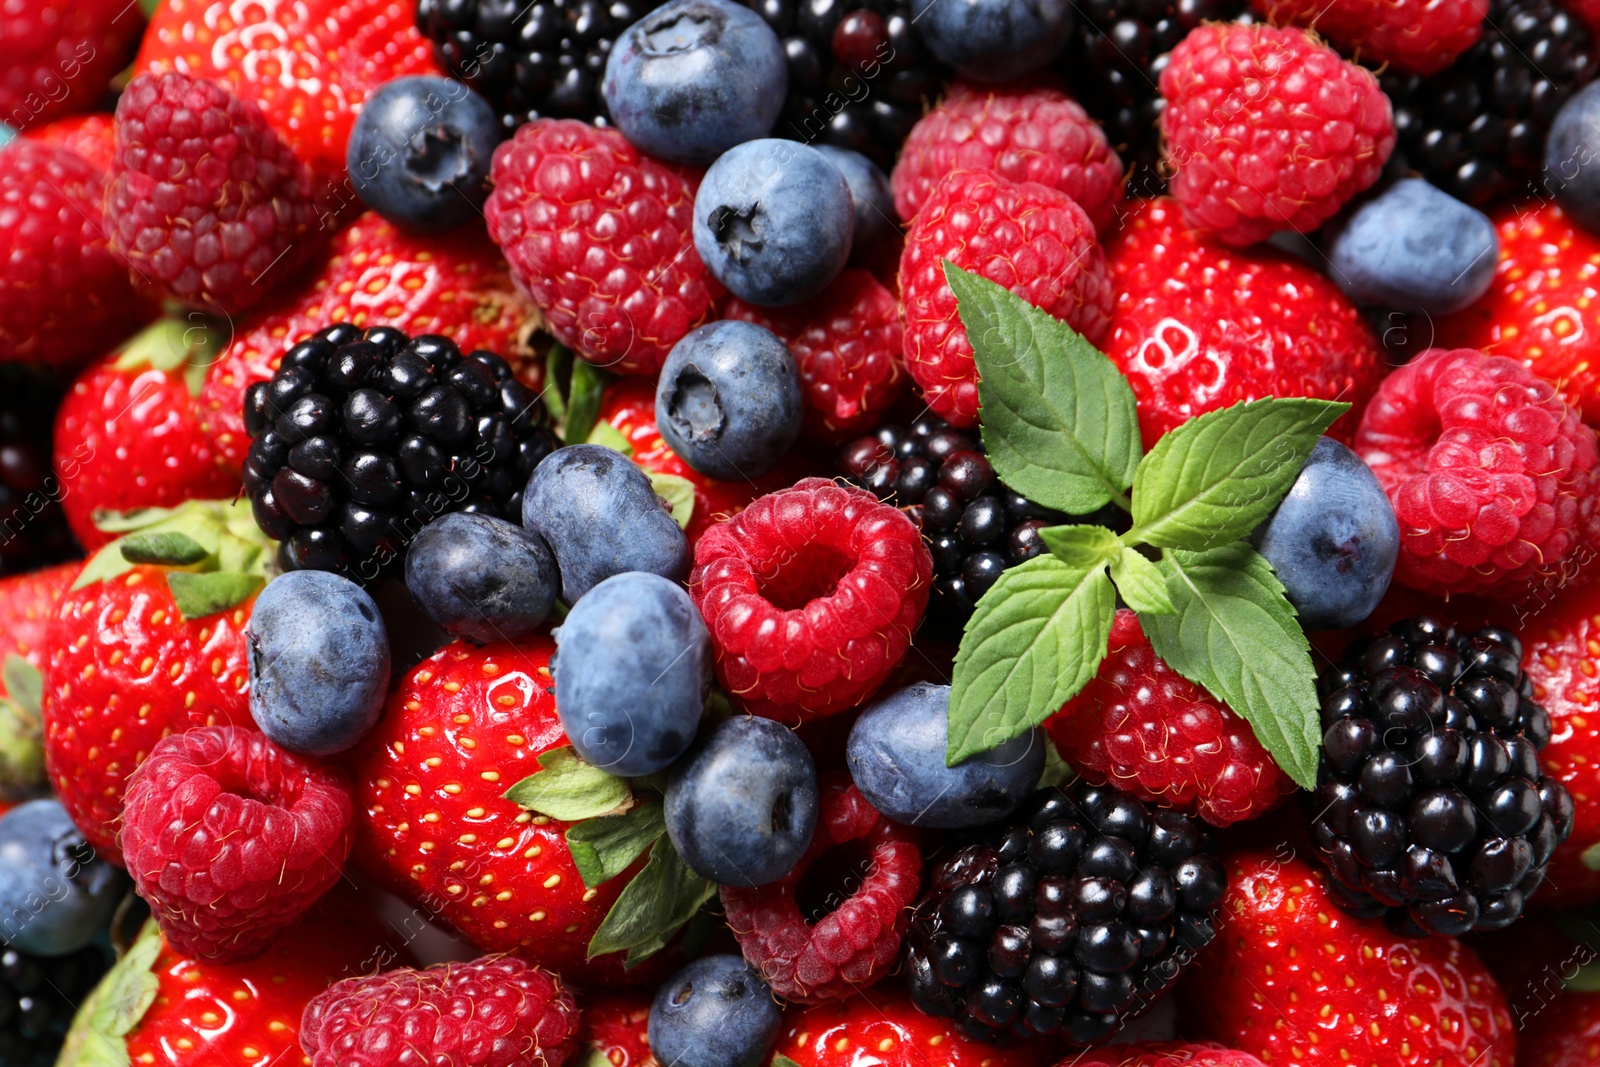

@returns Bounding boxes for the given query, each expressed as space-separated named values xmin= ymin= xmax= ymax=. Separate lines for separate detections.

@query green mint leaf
xmin=1040 ymin=524 xmax=1121 ymax=568
xmin=1037 ymin=741 xmax=1074 ymax=791
xmin=579 ymin=1050 xmax=614 ymax=1067
xmin=1129 ymin=397 xmax=1348 ymax=551
xmin=586 ymin=419 xmax=635 ymax=456
xmin=564 ymin=359 xmax=608 ymax=445
xmin=3 ymin=655 xmax=42 ymax=717
xmin=1140 ymin=544 xmax=1322 ymax=789
xmin=503 ymin=747 xmax=633 ymax=822
xmin=1568 ymin=959 xmax=1600 ymax=992
xmin=165 ymin=572 xmax=262 ymax=620
xmin=543 ymin=343 xmax=573 ymax=423
xmin=587 ymin=837 xmax=715 ymax=963
xmin=945 ymin=264 xmax=1140 ymax=513
xmin=773 ymin=1057 xmax=804 ymax=1067
xmin=1108 ymin=547 xmax=1175 ymax=616
xmin=119 ymin=532 xmax=209 ymax=566
xmin=566 ymin=803 xmax=667 ymax=888
xmin=948 ymin=554 xmax=1116 ymax=765
xmin=1582 ymin=842 xmax=1600 ymax=872
xmin=56 ymin=918 xmax=163 ymax=1067
xmin=646 ymin=471 xmax=696 ymax=530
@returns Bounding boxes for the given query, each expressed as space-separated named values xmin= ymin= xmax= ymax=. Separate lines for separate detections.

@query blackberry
xmin=0 ymin=943 xmax=109 ymax=1067
xmin=904 ymin=781 xmax=1225 ymax=1046
xmin=414 ymin=0 xmax=666 ymax=131
xmin=242 ymin=325 xmax=557 ymax=578
xmin=1309 ymin=613 xmax=1574 ymax=935
xmin=1381 ymin=0 xmax=1596 ymax=206
xmin=0 ymin=367 xmax=75 ymax=576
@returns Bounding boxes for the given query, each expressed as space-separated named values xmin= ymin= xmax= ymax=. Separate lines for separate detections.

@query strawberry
xmin=0 ymin=561 xmax=79 ymax=798
xmin=575 ymin=991 xmax=655 ymax=1066
xmin=0 ymin=561 xmax=79 ymax=681
xmin=1519 ymin=991 xmax=1600 ymax=1067
xmin=772 ymin=990 xmax=1049 ymax=1067
xmin=0 ymin=0 xmax=143 ymax=132
xmin=1179 ymin=849 xmax=1516 ymax=1067
xmin=23 ymin=112 xmax=117 ymax=172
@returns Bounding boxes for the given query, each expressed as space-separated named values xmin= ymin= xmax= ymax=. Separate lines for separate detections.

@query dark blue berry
xmin=813 ymin=145 xmax=896 ymax=262
xmin=909 ymin=0 xmax=1071 ymax=80
xmin=404 ymin=512 xmax=558 ymax=643
xmin=649 ymin=955 xmax=781 ymax=1067
xmin=1546 ymin=80 xmax=1600 ymax=234
xmin=0 ymin=801 xmax=124 ymax=956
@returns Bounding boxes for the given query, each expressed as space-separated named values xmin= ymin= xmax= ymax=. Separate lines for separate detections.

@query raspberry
xmin=721 ymin=777 xmax=922 ymax=1002
xmin=300 ymin=956 xmax=580 ymax=1067
xmin=690 ymin=478 xmax=932 ymax=722
xmin=1252 ymin=0 xmax=1485 ymax=74
xmin=1046 ymin=610 xmax=1293 ymax=828
xmin=891 ymin=79 xmax=1125 ymax=232
xmin=1353 ymin=348 xmax=1600 ymax=598
xmin=0 ymin=0 xmax=143 ymax=130
xmin=1105 ymin=198 xmax=1384 ymax=447
xmin=107 ymin=72 xmax=322 ymax=316
xmin=120 ymin=725 xmax=353 ymax=963
xmin=898 ymin=169 xmax=1113 ymax=428
xmin=1076 ymin=1043 xmax=1268 ymax=1067
xmin=1158 ymin=23 xmax=1394 ymax=246
xmin=725 ymin=269 xmax=905 ymax=442
xmin=485 ymin=119 xmax=720 ymax=377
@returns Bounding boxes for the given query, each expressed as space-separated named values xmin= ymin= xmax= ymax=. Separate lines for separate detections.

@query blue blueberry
xmin=246 ymin=570 xmax=392 ymax=756
xmin=1252 ymin=437 xmax=1400 ymax=631
xmin=693 ymin=139 xmax=854 ymax=306
xmin=650 ymin=955 xmax=782 ymax=1067
xmin=405 ymin=512 xmax=557 ymax=644
xmin=814 ymin=145 xmax=897 ymax=262
xmin=346 ymin=75 xmax=500 ymax=234
xmin=604 ymin=0 xmax=787 ymax=165
xmin=1323 ymin=179 xmax=1500 ymax=315
xmin=665 ymin=715 xmax=817 ymax=886
xmin=552 ymin=572 xmax=710 ymax=777
xmin=910 ymin=0 xmax=1072 ymax=82
xmin=1547 ymin=80 xmax=1600 ymax=235
xmin=0 ymin=800 xmax=124 ymax=956
xmin=846 ymin=682 xmax=1044 ymax=828
xmin=522 ymin=444 xmax=691 ymax=604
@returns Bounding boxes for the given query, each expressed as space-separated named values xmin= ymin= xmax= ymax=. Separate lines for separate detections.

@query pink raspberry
xmin=120 ymin=725 xmax=353 ymax=962
xmin=891 ymin=79 xmax=1125 ymax=231
xmin=1354 ymin=347 xmax=1600 ymax=597
xmin=1252 ymin=0 xmax=1486 ymax=74
xmin=1075 ymin=1042 xmax=1269 ymax=1067
xmin=485 ymin=119 xmax=721 ymax=377
xmin=725 ymin=268 xmax=905 ymax=442
xmin=1159 ymin=23 xmax=1395 ymax=246
xmin=300 ymin=956 xmax=580 ymax=1067
xmin=721 ymin=777 xmax=922 ymax=1002
xmin=690 ymin=478 xmax=932 ymax=722
xmin=107 ymin=71 xmax=322 ymax=315
xmin=898 ymin=169 xmax=1113 ymax=428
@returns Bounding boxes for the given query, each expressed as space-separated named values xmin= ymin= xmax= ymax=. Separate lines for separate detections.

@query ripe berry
xmin=0 ymin=800 xmax=123 ymax=957
xmin=1252 ymin=0 xmax=1486 ymax=74
xmin=405 ymin=512 xmax=559 ymax=643
xmin=649 ymin=956 xmax=783 ymax=1067
xmin=0 ymin=941 xmax=109 ymax=1067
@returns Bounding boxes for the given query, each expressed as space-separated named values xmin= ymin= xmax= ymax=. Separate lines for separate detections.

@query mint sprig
xmin=943 ymin=264 xmax=1345 ymax=789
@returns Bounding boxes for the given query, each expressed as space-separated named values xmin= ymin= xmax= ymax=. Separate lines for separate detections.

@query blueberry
xmin=552 ymin=572 xmax=709 ymax=776
xmin=246 ymin=570 xmax=391 ymax=756
xmin=693 ymin=139 xmax=854 ymax=306
xmin=655 ymin=321 xmax=802 ymax=481
xmin=909 ymin=0 xmax=1072 ymax=82
xmin=1547 ymin=81 xmax=1600 ymax=235
xmin=604 ymin=0 xmax=787 ymax=165
xmin=522 ymin=444 xmax=691 ymax=604
xmin=846 ymin=683 xmax=1044 ymax=828
xmin=0 ymin=800 xmax=124 ymax=956
xmin=1323 ymin=180 xmax=1500 ymax=315
xmin=813 ymin=145 xmax=897 ymax=263
xmin=665 ymin=716 xmax=818 ymax=886
xmin=404 ymin=512 xmax=558 ymax=643
xmin=649 ymin=955 xmax=782 ymax=1067
xmin=1252 ymin=438 xmax=1399 ymax=630
xmin=345 ymin=76 xmax=500 ymax=234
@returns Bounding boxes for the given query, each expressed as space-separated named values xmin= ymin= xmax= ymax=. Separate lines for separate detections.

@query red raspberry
xmin=0 ymin=0 xmax=144 ymax=130
xmin=1076 ymin=1043 xmax=1268 ymax=1067
xmin=721 ymin=777 xmax=922 ymax=1002
xmin=300 ymin=956 xmax=580 ymax=1067
xmin=107 ymin=71 xmax=322 ymax=316
xmin=1106 ymin=197 xmax=1384 ymax=447
xmin=121 ymin=725 xmax=353 ymax=962
xmin=0 ymin=139 xmax=154 ymax=369
xmin=1253 ymin=0 xmax=1484 ymax=74
xmin=1159 ymin=23 xmax=1394 ymax=246
xmin=1354 ymin=347 xmax=1600 ymax=597
xmin=898 ymin=169 xmax=1113 ymax=427
xmin=725 ymin=268 xmax=906 ymax=441
xmin=1046 ymin=610 xmax=1293 ymax=827
xmin=486 ymin=119 xmax=720 ymax=377
xmin=24 ymin=112 xmax=118 ymax=172
xmin=690 ymin=478 xmax=932 ymax=722
xmin=891 ymin=79 xmax=1125 ymax=232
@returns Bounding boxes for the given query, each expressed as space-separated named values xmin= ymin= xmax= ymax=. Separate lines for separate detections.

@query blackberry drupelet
xmin=904 ymin=781 xmax=1226 ymax=1046
xmin=0 ymin=943 xmax=109 ymax=1067
xmin=1381 ymin=0 xmax=1596 ymax=206
xmin=242 ymin=324 xmax=557 ymax=578
xmin=1310 ymin=614 xmax=1573 ymax=935
xmin=415 ymin=0 xmax=665 ymax=131
xmin=0 ymin=367 xmax=74 ymax=576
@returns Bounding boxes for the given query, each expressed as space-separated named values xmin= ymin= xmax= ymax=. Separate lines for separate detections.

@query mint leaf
xmin=587 ymin=838 xmax=715 ymax=963
xmin=1140 ymin=544 xmax=1321 ymax=789
xmin=56 ymin=918 xmax=163 ymax=1067
xmin=1109 ymin=547 xmax=1174 ymax=616
xmin=773 ymin=1057 xmax=804 ymax=1067
xmin=503 ymin=747 xmax=633 ymax=822
xmin=1569 ymin=960 xmax=1600 ymax=992
xmin=566 ymin=803 xmax=667 ymax=888
xmin=120 ymin=531 xmax=208 ymax=566
xmin=1038 ymin=741 xmax=1074 ymax=790
xmin=946 ymin=264 xmax=1140 ymax=513
xmin=1582 ymin=842 xmax=1600 ymax=872
xmin=165 ymin=572 xmax=262 ymax=620
xmin=579 ymin=1050 xmax=614 ymax=1067
xmin=646 ymin=471 xmax=696 ymax=530
xmin=1040 ymin=524 xmax=1120 ymax=568
xmin=3 ymin=655 xmax=42 ymax=716
xmin=565 ymin=359 xmax=608 ymax=444
xmin=586 ymin=419 xmax=634 ymax=455
xmin=1129 ymin=398 xmax=1347 ymax=551
xmin=948 ymin=554 xmax=1116 ymax=765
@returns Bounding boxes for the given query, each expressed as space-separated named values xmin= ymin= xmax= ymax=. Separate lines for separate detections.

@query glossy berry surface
xmin=0 ymin=799 xmax=123 ymax=957
xmin=405 ymin=512 xmax=558 ymax=643
xmin=910 ymin=0 xmax=1072 ymax=81
xmin=0 ymin=942 xmax=109 ymax=1067
xmin=649 ymin=955 xmax=782 ymax=1067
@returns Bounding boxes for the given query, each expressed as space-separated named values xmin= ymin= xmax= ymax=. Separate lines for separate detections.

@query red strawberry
xmin=0 ymin=561 xmax=79 ymax=681
xmin=23 ymin=112 xmax=117 ymax=172
xmin=773 ymin=990 xmax=1048 ymax=1067
xmin=0 ymin=0 xmax=143 ymax=131
xmin=0 ymin=561 xmax=78 ymax=798
xmin=1251 ymin=0 xmax=1485 ymax=74
xmin=1519 ymin=991 xmax=1600 ymax=1067
xmin=1180 ymin=849 xmax=1516 ymax=1067
xmin=578 ymin=992 xmax=655 ymax=1066
xmin=1072 ymin=1043 xmax=1267 ymax=1067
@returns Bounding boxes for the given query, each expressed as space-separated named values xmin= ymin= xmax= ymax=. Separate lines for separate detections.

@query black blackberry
xmin=0 ymin=943 xmax=109 ymax=1067
xmin=1309 ymin=613 xmax=1574 ymax=936
xmin=242 ymin=324 xmax=558 ymax=578
xmin=1381 ymin=0 xmax=1596 ymax=207
xmin=904 ymin=781 xmax=1226 ymax=1046
xmin=0 ymin=367 xmax=75 ymax=576
xmin=415 ymin=0 xmax=667 ymax=131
